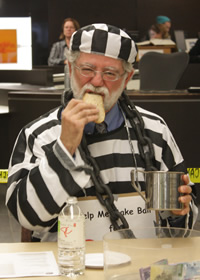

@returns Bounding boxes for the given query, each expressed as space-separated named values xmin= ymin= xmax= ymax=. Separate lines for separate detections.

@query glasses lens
xmin=80 ymin=67 xmax=95 ymax=77
xmin=75 ymin=64 xmax=123 ymax=81
xmin=103 ymin=71 xmax=118 ymax=81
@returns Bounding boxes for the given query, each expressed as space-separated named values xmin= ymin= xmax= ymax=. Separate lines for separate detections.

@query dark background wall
xmin=0 ymin=0 xmax=199 ymax=65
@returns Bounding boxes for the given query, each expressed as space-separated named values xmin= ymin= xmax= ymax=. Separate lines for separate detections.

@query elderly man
xmin=6 ymin=23 xmax=197 ymax=242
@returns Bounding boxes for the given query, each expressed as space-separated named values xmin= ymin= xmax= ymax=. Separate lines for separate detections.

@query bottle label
xmin=58 ymin=216 xmax=85 ymax=247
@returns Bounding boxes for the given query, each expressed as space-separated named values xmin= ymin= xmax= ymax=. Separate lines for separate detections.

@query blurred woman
xmin=146 ymin=16 xmax=171 ymax=40
xmin=149 ymin=23 xmax=169 ymax=39
xmin=48 ymin=18 xmax=80 ymax=66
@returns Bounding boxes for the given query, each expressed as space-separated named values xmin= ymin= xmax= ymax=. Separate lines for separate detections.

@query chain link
xmin=119 ymin=92 xmax=157 ymax=171
xmin=64 ymin=90 xmax=157 ymax=232
xmin=79 ymin=136 xmax=129 ymax=230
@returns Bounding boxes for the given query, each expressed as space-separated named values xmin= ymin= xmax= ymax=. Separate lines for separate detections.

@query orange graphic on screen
xmin=0 ymin=30 xmax=17 ymax=63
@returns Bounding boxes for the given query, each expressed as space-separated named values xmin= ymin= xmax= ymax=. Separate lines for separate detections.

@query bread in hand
xmin=83 ymin=93 xmax=105 ymax=123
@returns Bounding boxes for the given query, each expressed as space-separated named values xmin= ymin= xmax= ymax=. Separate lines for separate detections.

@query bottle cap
xmin=67 ymin=196 xmax=78 ymax=204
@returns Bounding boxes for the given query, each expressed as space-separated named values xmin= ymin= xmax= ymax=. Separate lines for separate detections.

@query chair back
xmin=139 ymin=52 xmax=189 ymax=91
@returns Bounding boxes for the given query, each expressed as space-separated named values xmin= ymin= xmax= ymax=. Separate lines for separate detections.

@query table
xmin=0 ymin=241 xmax=104 ymax=280
xmin=0 ymin=67 xmax=64 ymax=86
xmin=1 ymin=237 xmax=200 ymax=279
xmin=127 ymin=90 xmax=200 ymax=100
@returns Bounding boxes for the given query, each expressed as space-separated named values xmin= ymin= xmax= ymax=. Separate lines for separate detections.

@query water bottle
xmin=58 ymin=196 xmax=85 ymax=277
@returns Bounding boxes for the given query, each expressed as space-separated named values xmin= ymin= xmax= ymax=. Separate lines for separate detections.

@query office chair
xmin=139 ymin=52 xmax=189 ymax=91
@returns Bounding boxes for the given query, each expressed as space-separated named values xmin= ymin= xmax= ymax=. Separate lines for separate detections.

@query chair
xmin=139 ymin=52 xmax=189 ymax=91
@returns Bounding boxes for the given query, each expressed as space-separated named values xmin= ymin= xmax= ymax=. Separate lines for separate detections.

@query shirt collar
xmin=84 ymin=102 xmax=124 ymax=134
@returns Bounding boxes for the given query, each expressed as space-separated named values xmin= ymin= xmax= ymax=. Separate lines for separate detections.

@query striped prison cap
xmin=69 ymin=23 xmax=137 ymax=64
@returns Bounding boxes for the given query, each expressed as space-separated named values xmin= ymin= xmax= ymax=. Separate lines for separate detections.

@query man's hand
xmin=171 ymin=174 xmax=192 ymax=216
xmin=60 ymin=98 xmax=99 ymax=155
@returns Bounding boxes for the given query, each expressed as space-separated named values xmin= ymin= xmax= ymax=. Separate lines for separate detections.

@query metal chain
xmin=79 ymin=136 xmax=129 ymax=231
xmin=119 ymin=92 xmax=157 ymax=171
xmin=63 ymin=90 xmax=157 ymax=232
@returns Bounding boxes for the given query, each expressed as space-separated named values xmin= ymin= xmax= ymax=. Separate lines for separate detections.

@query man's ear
xmin=123 ymin=70 xmax=134 ymax=89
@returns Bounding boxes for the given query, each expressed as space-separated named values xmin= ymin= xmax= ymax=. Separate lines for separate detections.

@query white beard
xmin=70 ymin=70 xmax=127 ymax=112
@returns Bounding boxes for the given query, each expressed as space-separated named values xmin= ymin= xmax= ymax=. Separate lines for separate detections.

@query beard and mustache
xmin=70 ymin=69 xmax=127 ymax=112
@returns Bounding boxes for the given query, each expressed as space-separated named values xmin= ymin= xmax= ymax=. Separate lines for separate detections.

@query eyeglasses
xmin=73 ymin=64 xmax=126 ymax=82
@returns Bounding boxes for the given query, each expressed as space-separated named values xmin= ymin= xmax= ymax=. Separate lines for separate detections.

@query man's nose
xmin=90 ymin=71 xmax=104 ymax=87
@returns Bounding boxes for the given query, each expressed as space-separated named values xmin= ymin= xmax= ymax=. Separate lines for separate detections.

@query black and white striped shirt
xmin=6 ymin=104 xmax=196 ymax=241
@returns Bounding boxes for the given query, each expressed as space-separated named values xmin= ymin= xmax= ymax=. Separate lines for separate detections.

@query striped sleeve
xmin=6 ymin=108 xmax=90 ymax=232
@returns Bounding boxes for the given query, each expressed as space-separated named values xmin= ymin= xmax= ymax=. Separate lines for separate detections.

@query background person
xmin=48 ymin=17 xmax=80 ymax=66
xmin=156 ymin=15 xmax=171 ymax=36
xmin=148 ymin=23 xmax=168 ymax=39
xmin=6 ymin=23 xmax=197 ymax=242
xmin=148 ymin=15 xmax=171 ymax=40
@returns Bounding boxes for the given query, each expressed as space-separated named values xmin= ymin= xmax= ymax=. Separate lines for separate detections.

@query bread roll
xmin=83 ymin=93 xmax=105 ymax=123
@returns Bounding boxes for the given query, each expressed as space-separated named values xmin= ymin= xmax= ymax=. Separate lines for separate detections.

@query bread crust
xmin=83 ymin=93 xmax=105 ymax=123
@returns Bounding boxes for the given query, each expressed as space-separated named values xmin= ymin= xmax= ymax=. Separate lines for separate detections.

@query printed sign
xmin=78 ymin=193 xmax=156 ymax=240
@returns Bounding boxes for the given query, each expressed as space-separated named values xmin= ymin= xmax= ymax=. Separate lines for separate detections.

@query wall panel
xmin=0 ymin=0 xmax=199 ymax=65
xmin=48 ymin=0 xmax=138 ymax=46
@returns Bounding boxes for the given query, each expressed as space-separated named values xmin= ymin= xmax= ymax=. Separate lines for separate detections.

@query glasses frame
xmin=73 ymin=63 xmax=126 ymax=82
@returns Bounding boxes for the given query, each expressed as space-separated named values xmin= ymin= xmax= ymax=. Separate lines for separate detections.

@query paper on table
xmin=0 ymin=251 xmax=60 ymax=278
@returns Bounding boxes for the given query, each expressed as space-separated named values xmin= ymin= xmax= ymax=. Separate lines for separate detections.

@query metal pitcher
xmin=131 ymin=170 xmax=184 ymax=210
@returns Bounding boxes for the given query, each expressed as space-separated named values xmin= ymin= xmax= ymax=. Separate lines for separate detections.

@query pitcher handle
xmin=131 ymin=170 xmax=147 ymax=202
